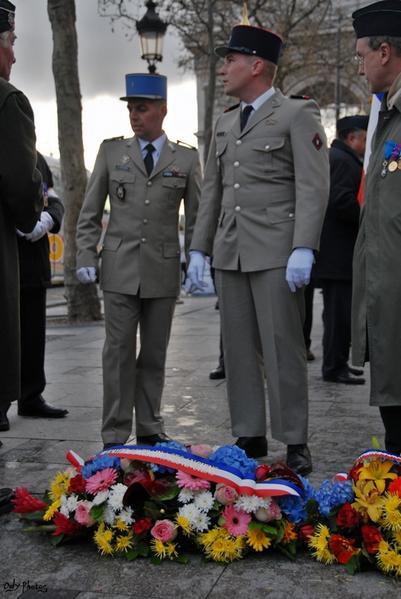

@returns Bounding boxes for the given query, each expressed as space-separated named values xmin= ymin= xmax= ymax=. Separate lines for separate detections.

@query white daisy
xmin=178 ymin=503 xmax=201 ymax=523
xmin=193 ymin=491 xmax=214 ymax=513
xmin=178 ymin=488 xmax=194 ymax=504
xmin=118 ymin=507 xmax=134 ymax=525
xmin=92 ymin=490 xmax=109 ymax=506
xmin=59 ymin=493 xmax=79 ymax=516
xmin=234 ymin=495 xmax=272 ymax=513
xmin=108 ymin=483 xmax=128 ymax=511
xmin=191 ymin=511 xmax=211 ymax=532
xmin=103 ymin=505 xmax=116 ymax=525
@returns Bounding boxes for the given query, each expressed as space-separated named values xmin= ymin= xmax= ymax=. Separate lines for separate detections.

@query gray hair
xmin=368 ymin=36 xmax=401 ymax=57
xmin=0 ymin=30 xmax=12 ymax=48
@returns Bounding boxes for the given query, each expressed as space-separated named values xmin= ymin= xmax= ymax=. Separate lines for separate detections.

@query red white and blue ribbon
xmin=67 ymin=445 xmax=303 ymax=498
xmin=353 ymin=448 xmax=401 ymax=467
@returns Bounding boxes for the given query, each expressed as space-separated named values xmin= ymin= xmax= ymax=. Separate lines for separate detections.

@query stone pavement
xmin=0 ymin=288 xmax=400 ymax=598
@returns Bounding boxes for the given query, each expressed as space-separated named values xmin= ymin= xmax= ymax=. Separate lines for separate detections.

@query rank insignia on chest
xmin=162 ymin=167 xmax=186 ymax=178
xmin=381 ymin=140 xmax=401 ymax=177
xmin=116 ymin=184 xmax=125 ymax=200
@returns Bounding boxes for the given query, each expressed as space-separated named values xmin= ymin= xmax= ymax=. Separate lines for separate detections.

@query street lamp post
xmin=136 ymin=1 xmax=168 ymax=74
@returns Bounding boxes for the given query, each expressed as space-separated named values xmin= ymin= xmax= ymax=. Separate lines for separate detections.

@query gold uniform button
xmin=236 ymin=139 xmax=242 ymax=145
xmin=141 ymin=237 xmax=147 ymax=243
xmin=265 ymin=145 xmax=270 ymax=150
xmin=234 ymin=161 xmax=240 ymax=167
xmin=289 ymin=212 xmax=294 ymax=218
xmin=147 ymin=181 xmax=152 ymax=186
xmin=143 ymin=219 xmax=148 ymax=224
xmin=235 ymin=206 xmax=241 ymax=212
xmin=234 ymin=183 xmax=240 ymax=189
xmin=145 ymin=199 xmax=150 ymax=205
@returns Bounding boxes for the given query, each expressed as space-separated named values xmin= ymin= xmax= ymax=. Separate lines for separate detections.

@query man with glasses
xmin=352 ymin=0 xmax=401 ymax=455
xmin=187 ymin=24 xmax=329 ymax=473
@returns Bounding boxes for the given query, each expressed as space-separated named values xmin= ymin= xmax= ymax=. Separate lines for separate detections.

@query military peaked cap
xmin=215 ymin=25 xmax=283 ymax=65
xmin=352 ymin=0 xmax=401 ymax=38
xmin=0 ymin=0 xmax=15 ymax=34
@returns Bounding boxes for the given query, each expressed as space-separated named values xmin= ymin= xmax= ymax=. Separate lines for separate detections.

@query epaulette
xmin=103 ymin=136 xmax=124 ymax=142
xmin=176 ymin=140 xmax=197 ymax=150
xmin=224 ymin=103 xmax=240 ymax=113
xmin=290 ymin=95 xmax=311 ymax=100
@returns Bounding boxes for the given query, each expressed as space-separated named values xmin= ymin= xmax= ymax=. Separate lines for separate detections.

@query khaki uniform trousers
xmin=215 ymin=267 xmax=308 ymax=445
xmin=102 ymin=291 xmax=176 ymax=444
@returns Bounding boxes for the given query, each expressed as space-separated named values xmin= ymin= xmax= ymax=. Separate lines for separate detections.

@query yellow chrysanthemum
xmin=94 ymin=522 xmax=114 ymax=555
xmin=392 ymin=530 xmax=401 ymax=549
xmin=176 ymin=515 xmax=193 ymax=536
xmin=352 ymin=480 xmax=384 ymax=522
xmin=152 ymin=538 xmax=168 ymax=559
xmin=114 ymin=518 xmax=129 ymax=532
xmin=43 ymin=499 xmax=61 ymax=521
xmin=115 ymin=533 xmax=134 ymax=552
xmin=49 ymin=471 xmax=72 ymax=502
xmin=246 ymin=527 xmax=271 ymax=552
xmin=166 ymin=542 xmax=178 ymax=559
xmin=359 ymin=460 xmax=397 ymax=494
xmin=308 ymin=523 xmax=336 ymax=564
xmin=382 ymin=493 xmax=401 ymax=532
xmin=376 ymin=539 xmax=401 ymax=575
xmin=282 ymin=521 xmax=297 ymax=544
xmin=199 ymin=527 xmax=244 ymax=562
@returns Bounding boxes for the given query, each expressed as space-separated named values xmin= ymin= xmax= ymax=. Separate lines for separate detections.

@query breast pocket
xmin=252 ymin=137 xmax=285 ymax=169
xmin=265 ymin=203 xmax=295 ymax=225
xmin=162 ymin=177 xmax=187 ymax=203
xmin=110 ymin=171 xmax=136 ymax=201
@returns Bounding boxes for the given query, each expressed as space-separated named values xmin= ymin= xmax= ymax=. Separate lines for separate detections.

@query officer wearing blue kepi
xmin=352 ymin=0 xmax=401 ymax=455
xmin=187 ymin=19 xmax=329 ymax=473
xmin=76 ymin=73 xmax=201 ymax=449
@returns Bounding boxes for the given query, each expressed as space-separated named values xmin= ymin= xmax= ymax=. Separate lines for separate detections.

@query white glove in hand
xmin=24 ymin=211 xmax=54 ymax=242
xmin=185 ymin=250 xmax=207 ymax=292
xmin=285 ymin=248 xmax=314 ymax=293
xmin=76 ymin=267 xmax=97 ymax=284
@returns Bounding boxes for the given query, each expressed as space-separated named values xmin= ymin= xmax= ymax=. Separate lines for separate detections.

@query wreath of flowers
xmin=12 ymin=442 xmax=401 ymax=575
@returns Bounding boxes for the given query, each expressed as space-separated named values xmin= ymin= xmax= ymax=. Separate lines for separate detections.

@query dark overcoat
xmin=0 ymin=79 xmax=43 ymax=407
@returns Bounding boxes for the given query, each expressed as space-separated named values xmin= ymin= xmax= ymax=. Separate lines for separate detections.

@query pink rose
xmin=150 ymin=519 xmax=177 ymax=542
xmin=215 ymin=484 xmax=238 ymax=505
xmin=74 ymin=501 xmax=95 ymax=527
xmin=254 ymin=501 xmax=281 ymax=522
xmin=190 ymin=444 xmax=213 ymax=458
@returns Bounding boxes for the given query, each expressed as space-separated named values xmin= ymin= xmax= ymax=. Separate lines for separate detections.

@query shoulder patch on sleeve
xmin=290 ymin=95 xmax=311 ymax=100
xmin=103 ymin=136 xmax=124 ymax=143
xmin=312 ymin=133 xmax=323 ymax=151
xmin=176 ymin=139 xmax=197 ymax=150
xmin=224 ymin=102 xmax=240 ymax=113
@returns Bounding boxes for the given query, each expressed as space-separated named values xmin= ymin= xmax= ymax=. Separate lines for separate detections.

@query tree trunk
xmin=47 ymin=0 xmax=101 ymax=321
xmin=202 ymin=0 xmax=217 ymax=164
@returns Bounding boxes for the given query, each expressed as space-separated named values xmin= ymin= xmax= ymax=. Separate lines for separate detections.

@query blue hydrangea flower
xmin=150 ymin=440 xmax=188 ymax=473
xmin=278 ymin=495 xmax=308 ymax=524
xmin=82 ymin=454 xmax=121 ymax=479
xmin=315 ymin=479 xmax=354 ymax=516
xmin=209 ymin=445 xmax=257 ymax=480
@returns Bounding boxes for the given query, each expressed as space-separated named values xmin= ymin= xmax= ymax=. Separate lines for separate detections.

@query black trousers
xmin=321 ymin=280 xmax=352 ymax=378
xmin=379 ymin=406 xmax=401 ymax=454
xmin=19 ymin=286 xmax=47 ymax=406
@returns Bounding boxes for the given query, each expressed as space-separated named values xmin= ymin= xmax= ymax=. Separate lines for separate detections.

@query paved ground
xmin=0 ymin=287 xmax=400 ymax=598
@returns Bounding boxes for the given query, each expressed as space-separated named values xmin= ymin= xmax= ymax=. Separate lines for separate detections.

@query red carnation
xmin=255 ymin=464 xmax=272 ymax=481
xmin=12 ymin=487 xmax=48 ymax=513
xmin=336 ymin=503 xmax=359 ymax=530
xmin=328 ymin=534 xmax=359 ymax=564
xmin=52 ymin=512 xmax=81 ymax=536
xmin=299 ymin=524 xmax=315 ymax=543
xmin=361 ymin=524 xmax=382 ymax=554
xmin=68 ymin=474 xmax=86 ymax=494
xmin=388 ymin=477 xmax=401 ymax=498
xmin=133 ymin=517 xmax=153 ymax=535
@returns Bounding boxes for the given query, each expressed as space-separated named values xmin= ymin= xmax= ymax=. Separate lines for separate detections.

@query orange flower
xmin=282 ymin=521 xmax=297 ymax=544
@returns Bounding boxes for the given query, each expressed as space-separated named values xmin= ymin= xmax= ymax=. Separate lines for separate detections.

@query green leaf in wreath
xmin=90 ymin=504 xmax=106 ymax=521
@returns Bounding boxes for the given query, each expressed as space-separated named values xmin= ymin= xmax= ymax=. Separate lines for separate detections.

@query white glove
xmin=185 ymin=250 xmax=207 ymax=292
xmin=76 ymin=266 xmax=97 ymax=284
xmin=24 ymin=211 xmax=54 ymax=242
xmin=285 ymin=248 xmax=314 ymax=293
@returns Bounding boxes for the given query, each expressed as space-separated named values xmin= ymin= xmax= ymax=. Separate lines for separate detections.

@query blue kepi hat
xmin=120 ymin=73 xmax=167 ymax=101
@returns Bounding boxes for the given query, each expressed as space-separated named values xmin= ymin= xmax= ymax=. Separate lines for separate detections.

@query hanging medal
xmin=117 ymin=183 xmax=125 ymax=200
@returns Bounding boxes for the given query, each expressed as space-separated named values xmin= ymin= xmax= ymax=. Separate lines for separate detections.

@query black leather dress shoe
xmin=287 ymin=444 xmax=312 ymax=475
xmin=0 ymin=410 xmax=10 ymax=432
xmin=348 ymin=366 xmax=364 ymax=376
xmin=136 ymin=433 xmax=171 ymax=446
xmin=209 ymin=365 xmax=225 ymax=380
xmin=323 ymin=372 xmax=365 ymax=385
xmin=0 ymin=488 xmax=14 ymax=516
xmin=235 ymin=436 xmax=268 ymax=458
xmin=18 ymin=396 xmax=69 ymax=418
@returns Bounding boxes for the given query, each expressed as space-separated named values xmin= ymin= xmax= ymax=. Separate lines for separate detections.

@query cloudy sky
xmin=11 ymin=0 xmax=198 ymax=169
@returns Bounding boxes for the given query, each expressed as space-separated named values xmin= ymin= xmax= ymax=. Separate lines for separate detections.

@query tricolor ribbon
xmin=67 ymin=445 xmax=303 ymax=498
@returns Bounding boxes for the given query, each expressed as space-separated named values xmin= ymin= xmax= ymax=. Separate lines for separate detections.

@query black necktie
xmin=144 ymin=143 xmax=155 ymax=176
xmin=240 ymin=105 xmax=253 ymax=131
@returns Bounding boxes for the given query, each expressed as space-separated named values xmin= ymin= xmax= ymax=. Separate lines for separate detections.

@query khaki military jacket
xmin=76 ymin=136 xmax=201 ymax=298
xmin=191 ymin=89 xmax=329 ymax=270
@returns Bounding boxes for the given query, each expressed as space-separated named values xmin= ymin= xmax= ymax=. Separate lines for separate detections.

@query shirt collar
xmin=138 ymin=132 xmax=167 ymax=154
xmin=241 ymin=86 xmax=276 ymax=113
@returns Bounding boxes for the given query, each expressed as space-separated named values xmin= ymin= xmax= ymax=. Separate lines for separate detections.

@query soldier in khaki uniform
xmin=76 ymin=74 xmax=201 ymax=448
xmin=187 ymin=25 xmax=329 ymax=474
